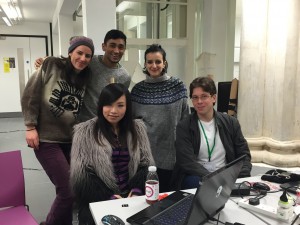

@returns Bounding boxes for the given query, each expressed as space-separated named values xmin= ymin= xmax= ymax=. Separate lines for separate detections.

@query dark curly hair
xmin=143 ymin=44 xmax=168 ymax=76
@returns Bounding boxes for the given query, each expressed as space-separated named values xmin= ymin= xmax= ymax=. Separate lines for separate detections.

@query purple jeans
xmin=34 ymin=142 xmax=73 ymax=225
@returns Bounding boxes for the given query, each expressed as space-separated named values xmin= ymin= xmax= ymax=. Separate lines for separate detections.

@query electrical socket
xmin=238 ymin=198 xmax=292 ymax=222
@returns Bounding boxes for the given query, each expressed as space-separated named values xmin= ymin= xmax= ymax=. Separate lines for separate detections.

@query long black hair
xmin=42 ymin=56 xmax=91 ymax=90
xmin=94 ymin=83 xmax=137 ymax=150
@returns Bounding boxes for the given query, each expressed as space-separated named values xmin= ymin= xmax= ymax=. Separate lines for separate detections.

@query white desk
xmin=89 ymin=176 xmax=299 ymax=225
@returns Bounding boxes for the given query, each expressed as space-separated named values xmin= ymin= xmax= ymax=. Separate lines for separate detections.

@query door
xmin=0 ymin=36 xmax=47 ymax=113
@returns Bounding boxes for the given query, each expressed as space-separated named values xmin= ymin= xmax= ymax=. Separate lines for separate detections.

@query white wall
xmin=82 ymin=0 xmax=116 ymax=55
xmin=0 ymin=22 xmax=51 ymax=114
xmin=0 ymin=21 xmax=52 ymax=55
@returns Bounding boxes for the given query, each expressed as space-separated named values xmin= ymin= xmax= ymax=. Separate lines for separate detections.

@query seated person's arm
xmin=127 ymin=119 xmax=155 ymax=195
xmin=71 ymin=163 xmax=114 ymax=205
xmin=128 ymin=166 xmax=148 ymax=196
xmin=232 ymin=118 xmax=252 ymax=177
xmin=70 ymin=128 xmax=114 ymax=205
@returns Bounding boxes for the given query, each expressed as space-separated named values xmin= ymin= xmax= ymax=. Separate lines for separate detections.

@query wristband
xmin=26 ymin=128 xmax=36 ymax=131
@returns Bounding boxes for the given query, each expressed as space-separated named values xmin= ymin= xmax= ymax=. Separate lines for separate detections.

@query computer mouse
xmin=253 ymin=182 xmax=270 ymax=191
xmin=101 ymin=214 xmax=125 ymax=225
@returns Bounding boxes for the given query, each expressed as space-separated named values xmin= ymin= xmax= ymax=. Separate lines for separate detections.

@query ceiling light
xmin=15 ymin=5 xmax=21 ymax=18
xmin=2 ymin=16 xmax=12 ymax=26
xmin=0 ymin=0 xmax=22 ymax=26
xmin=116 ymin=1 xmax=135 ymax=13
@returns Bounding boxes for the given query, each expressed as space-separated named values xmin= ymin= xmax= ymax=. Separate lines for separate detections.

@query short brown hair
xmin=189 ymin=76 xmax=217 ymax=98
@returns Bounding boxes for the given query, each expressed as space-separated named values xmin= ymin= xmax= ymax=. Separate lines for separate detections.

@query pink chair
xmin=0 ymin=150 xmax=38 ymax=225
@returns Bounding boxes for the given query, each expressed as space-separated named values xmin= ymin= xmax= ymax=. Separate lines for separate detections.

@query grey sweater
xmin=131 ymin=74 xmax=189 ymax=170
xmin=78 ymin=55 xmax=131 ymax=122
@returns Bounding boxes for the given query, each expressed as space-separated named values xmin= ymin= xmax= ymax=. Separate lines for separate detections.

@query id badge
xmin=203 ymin=161 xmax=216 ymax=172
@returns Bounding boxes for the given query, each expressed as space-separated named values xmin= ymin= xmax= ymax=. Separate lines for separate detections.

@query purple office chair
xmin=0 ymin=150 xmax=38 ymax=225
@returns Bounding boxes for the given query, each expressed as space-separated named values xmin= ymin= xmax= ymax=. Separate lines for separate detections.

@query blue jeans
xmin=182 ymin=175 xmax=201 ymax=190
xmin=34 ymin=142 xmax=73 ymax=225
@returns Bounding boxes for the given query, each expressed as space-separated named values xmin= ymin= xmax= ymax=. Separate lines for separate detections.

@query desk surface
xmin=89 ymin=176 xmax=299 ymax=225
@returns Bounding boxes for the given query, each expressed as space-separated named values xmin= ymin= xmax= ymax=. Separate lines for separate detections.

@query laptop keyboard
xmin=150 ymin=194 xmax=194 ymax=225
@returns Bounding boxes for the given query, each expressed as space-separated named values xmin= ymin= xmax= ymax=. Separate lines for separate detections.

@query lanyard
xmin=198 ymin=120 xmax=217 ymax=162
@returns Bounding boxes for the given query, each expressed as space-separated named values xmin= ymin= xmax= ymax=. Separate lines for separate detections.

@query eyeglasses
xmin=191 ymin=95 xmax=211 ymax=101
xmin=146 ymin=60 xmax=163 ymax=65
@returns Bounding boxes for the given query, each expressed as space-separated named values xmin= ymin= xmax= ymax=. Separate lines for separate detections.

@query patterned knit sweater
xmin=131 ymin=74 xmax=189 ymax=170
xmin=21 ymin=57 xmax=85 ymax=143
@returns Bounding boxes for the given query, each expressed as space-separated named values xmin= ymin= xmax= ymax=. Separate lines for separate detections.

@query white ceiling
xmin=20 ymin=0 xmax=57 ymax=23
xmin=0 ymin=0 xmax=59 ymax=25
xmin=1 ymin=1 xmax=241 ymax=27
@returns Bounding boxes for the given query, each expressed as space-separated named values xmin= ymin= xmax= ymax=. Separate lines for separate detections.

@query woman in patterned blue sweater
xmin=131 ymin=44 xmax=189 ymax=192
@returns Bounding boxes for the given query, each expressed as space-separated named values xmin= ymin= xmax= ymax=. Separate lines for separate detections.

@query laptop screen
xmin=126 ymin=155 xmax=245 ymax=225
xmin=185 ymin=155 xmax=245 ymax=225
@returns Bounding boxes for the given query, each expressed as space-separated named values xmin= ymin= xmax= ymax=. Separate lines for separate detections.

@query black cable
xmin=23 ymin=168 xmax=43 ymax=171
xmin=285 ymin=190 xmax=297 ymax=206
xmin=160 ymin=0 xmax=170 ymax=11
xmin=0 ymin=129 xmax=26 ymax=133
xmin=235 ymin=180 xmax=282 ymax=198
xmin=236 ymin=181 xmax=251 ymax=198
xmin=217 ymin=213 xmax=221 ymax=225
xmin=247 ymin=189 xmax=267 ymax=206
xmin=291 ymin=213 xmax=300 ymax=225
xmin=255 ymin=190 xmax=267 ymax=200
xmin=209 ymin=215 xmax=225 ymax=225
xmin=209 ymin=215 xmax=246 ymax=225
xmin=267 ymin=190 xmax=282 ymax=193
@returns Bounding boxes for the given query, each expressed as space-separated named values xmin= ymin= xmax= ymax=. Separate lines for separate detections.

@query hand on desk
xmin=113 ymin=191 xmax=138 ymax=199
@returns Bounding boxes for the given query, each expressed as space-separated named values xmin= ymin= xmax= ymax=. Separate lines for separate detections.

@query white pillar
xmin=58 ymin=14 xmax=73 ymax=56
xmin=238 ymin=0 xmax=300 ymax=166
xmin=185 ymin=0 xmax=197 ymax=86
xmin=81 ymin=0 xmax=116 ymax=54
xmin=196 ymin=0 xmax=235 ymax=82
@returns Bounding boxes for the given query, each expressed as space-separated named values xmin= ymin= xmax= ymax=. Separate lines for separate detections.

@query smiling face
xmin=102 ymin=38 xmax=126 ymax=68
xmin=102 ymin=94 xmax=127 ymax=128
xmin=144 ymin=52 xmax=166 ymax=78
xmin=191 ymin=87 xmax=216 ymax=121
xmin=69 ymin=45 xmax=92 ymax=72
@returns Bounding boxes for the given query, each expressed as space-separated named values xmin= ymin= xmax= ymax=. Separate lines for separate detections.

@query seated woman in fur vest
xmin=70 ymin=83 xmax=155 ymax=225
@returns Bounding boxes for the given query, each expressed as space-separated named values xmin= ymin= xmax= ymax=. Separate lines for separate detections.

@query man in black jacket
xmin=172 ymin=76 xmax=252 ymax=190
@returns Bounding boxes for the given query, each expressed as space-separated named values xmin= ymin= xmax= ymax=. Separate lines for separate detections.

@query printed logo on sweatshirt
xmin=49 ymin=80 xmax=84 ymax=118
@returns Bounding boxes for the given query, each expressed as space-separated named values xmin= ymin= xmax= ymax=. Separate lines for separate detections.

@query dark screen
xmin=185 ymin=156 xmax=244 ymax=225
xmin=217 ymin=81 xmax=232 ymax=113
